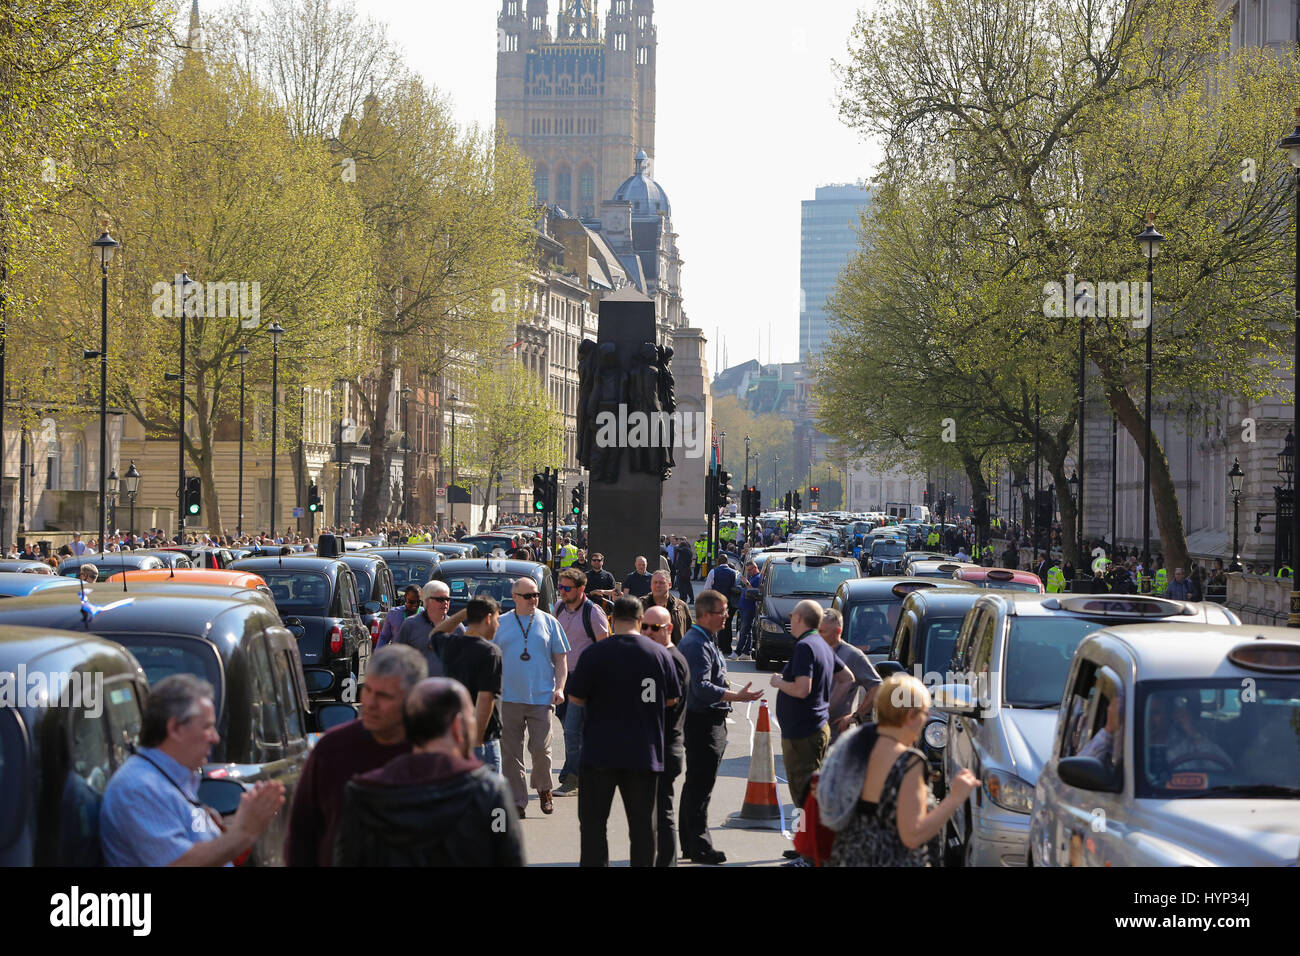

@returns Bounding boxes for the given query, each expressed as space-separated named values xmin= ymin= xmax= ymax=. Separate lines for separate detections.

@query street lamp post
xmin=448 ymin=392 xmax=458 ymax=533
xmin=773 ymin=455 xmax=779 ymax=511
xmin=91 ymin=222 xmax=120 ymax=552
xmin=171 ymin=271 xmax=195 ymax=543
xmin=235 ymin=346 xmax=250 ymax=536
xmin=1111 ymin=414 xmax=1118 ymax=553
xmin=1069 ymin=470 xmax=1080 ymax=560
xmin=1278 ymin=108 xmax=1300 ymax=621
xmin=1136 ymin=213 xmax=1165 ymax=581
xmin=743 ymin=435 xmax=751 ymax=542
xmin=1229 ymin=458 xmax=1244 ymax=573
xmin=268 ymin=322 xmax=285 ymax=541
xmin=401 ymin=385 xmax=412 ymax=522
xmin=124 ymin=460 xmax=140 ymax=541
xmin=107 ymin=468 xmax=118 ymax=540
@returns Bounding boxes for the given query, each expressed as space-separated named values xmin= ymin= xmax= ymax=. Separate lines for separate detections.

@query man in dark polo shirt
xmin=439 ymin=597 xmax=504 ymax=774
xmin=566 ymin=595 xmax=682 ymax=867
xmin=286 ymin=644 xmax=427 ymax=866
xmin=621 ymin=555 xmax=653 ymax=599
xmin=769 ymin=600 xmax=849 ymax=812
xmin=585 ymin=552 xmax=617 ymax=603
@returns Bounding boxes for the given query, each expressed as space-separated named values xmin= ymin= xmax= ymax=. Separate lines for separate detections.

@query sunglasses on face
xmin=559 ymin=585 xmax=575 ymax=592
xmin=640 ymin=622 xmax=665 ymax=633
xmin=514 ymin=592 xmax=539 ymax=600
xmin=427 ymin=595 xmax=450 ymax=603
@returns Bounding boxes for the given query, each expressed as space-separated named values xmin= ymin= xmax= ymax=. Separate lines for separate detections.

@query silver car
xmin=933 ymin=592 xmax=1240 ymax=867
xmin=1030 ymin=623 xmax=1300 ymax=866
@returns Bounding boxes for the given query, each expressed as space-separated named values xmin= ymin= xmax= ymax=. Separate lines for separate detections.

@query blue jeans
xmin=559 ymin=701 xmax=584 ymax=779
xmin=475 ymin=738 xmax=502 ymax=775
xmin=735 ymin=606 xmax=756 ymax=655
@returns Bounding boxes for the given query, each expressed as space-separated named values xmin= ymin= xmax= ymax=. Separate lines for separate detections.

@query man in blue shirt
xmin=769 ymin=601 xmax=847 ymax=813
xmin=101 ymin=674 xmax=285 ymax=866
xmin=495 ymin=577 xmax=570 ymax=816
xmin=733 ymin=561 xmax=760 ymax=661
xmin=677 ymin=589 xmax=763 ymax=865
xmin=567 ymin=596 xmax=682 ymax=866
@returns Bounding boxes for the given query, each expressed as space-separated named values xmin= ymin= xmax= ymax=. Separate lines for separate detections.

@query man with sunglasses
xmin=553 ymin=568 xmax=610 ymax=796
xmin=567 ymin=596 xmax=681 ymax=866
xmin=640 ymin=604 xmax=690 ymax=866
xmin=396 ymin=581 xmax=464 ymax=676
xmin=678 ymin=590 xmax=764 ymax=864
xmin=494 ymin=578 xmax=570 ymax=816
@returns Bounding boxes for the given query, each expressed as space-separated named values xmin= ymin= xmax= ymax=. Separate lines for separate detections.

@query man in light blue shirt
xmin=494 ymin=577 xmax=570 ymax=816
xmin=100 ymin=674 xmax=285 ymax=866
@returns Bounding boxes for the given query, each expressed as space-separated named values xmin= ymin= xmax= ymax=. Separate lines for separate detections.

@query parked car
xmin=865 ymin=537 xmax=909 ymax=576
xmin=135 ymin=550 xmax=196 ymax=570
xmin=458 ymin=534 xmax=520 ymax=556
xmin=98 ymin=575 xmax=278 ymax=614
xmin=432 ymin=558 xmax=556 ymax=615
xmin=0 ymin=560 xmax=55 ymax=575
xmin=361 ymin=547 xmax=443 ymax=602
xmin=230 ymin=557 xmax=372 ymax=701
xmin=934 ymin=592 xmax=1240 ymax=867
xmin=155 ymin=546 xmax=236 ymax=569
xmin=0 ymin=572 xmax=82 ymax=599
xmin=751 ymin=554 xmax=861 ymax=669
xmin=432 ymin=543 xmax=480 ymax=560
xmin=0 ymin=626 xmax=148 ymax=865
xmin=908 ymin=559 xmax=981 ymax=579
xmin=336 ymin=553 xmax=394 ymax=646
xmin=103 ymin=567 xmax=270 ymax=592
xmin=0 ymin=590 xmax=355 ymax=866
xmin=58 ymin=553 xmax=166 ymax=580
xmin=831 ymin=577 xmax=977 ymax=667
xmin=1031 ymin=624 xmax=1300 ymax=867
xmin=953 ymin=567 xmax=1045 ymax=592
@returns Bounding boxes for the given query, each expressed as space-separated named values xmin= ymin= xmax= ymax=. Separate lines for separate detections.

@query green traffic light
xmin=188 ymin=504 xmax=200 ymax=515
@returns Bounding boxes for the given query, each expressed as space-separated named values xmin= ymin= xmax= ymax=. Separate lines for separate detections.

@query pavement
xmin=517 ymin=657 xmax=804 ymax=867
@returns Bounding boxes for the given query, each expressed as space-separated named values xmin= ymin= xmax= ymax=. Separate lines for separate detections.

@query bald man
xmin=642 ymin=604 xmax=690 ymax=867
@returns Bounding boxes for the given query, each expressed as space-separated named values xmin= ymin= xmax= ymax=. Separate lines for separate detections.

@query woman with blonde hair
xmin=818 ymin=673 xmax=977 ymax=866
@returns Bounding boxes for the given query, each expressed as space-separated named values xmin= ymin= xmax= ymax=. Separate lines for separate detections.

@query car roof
xmin=911 ymin=559 xmax=981 ymax=572
xmin=839 ymin=577 xmax=977 ymax=598
xmin=987 ymin=592 xmax=1239 ymax=624
xmin=0 ymin=626 xmax=145 ymax=679
xmin=763 ymin=554 xmax=857 ymax=567
xmin=0 ymin=572 xmax=80 ymax=596
xmin=103 ymin=569 xmax=268 ymax=588
xmin=901 ymin=588 xmax=989 ymax=615
xmin=232 ymin=556 xmax=345 ymax=578
xmin=1085 ymin=623 xmax=1300 ymax=679
xmin=435 ymin=558 xmax=546 ymax=576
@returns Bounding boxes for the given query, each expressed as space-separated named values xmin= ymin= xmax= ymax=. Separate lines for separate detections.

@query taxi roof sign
xmin=1227 ymin=640 xmax=1300 ymax=672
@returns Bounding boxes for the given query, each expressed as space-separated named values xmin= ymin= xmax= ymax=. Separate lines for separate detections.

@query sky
xmin=213 ymin=0 xmax=884 ymax=370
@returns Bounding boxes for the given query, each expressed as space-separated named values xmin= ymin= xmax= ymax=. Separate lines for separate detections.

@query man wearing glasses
xmin=641 ymin=604 xmax=691 ymax=866
xmin=397 ymin=581 xmax=463 ymax=676
xmin=585 ymin=553 xmax=617 ymax=603
xmin=566 ymin=596 xmax=681 ymax=866
xmin=494 ymin=578 xmax=570 ymax=816
xmin=553 ymin=568 xmax=610 ymax=797
xmin=678 ymin=590 xmax=764 ymax=864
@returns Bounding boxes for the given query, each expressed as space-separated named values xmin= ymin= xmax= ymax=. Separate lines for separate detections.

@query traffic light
xmin=547 ymin=472 xmax=558 ymax=512
xmin=810 ymin=486 xmax=820 ymax=504
xmin=793 ymin=491 xmax=802 ymax=511
xmin=717 ymin=469 xmax=733 ymax=509
xmin=533 ymin=473 xmax=547 ymax=513
xmin=571 ymin=483 xmax=585 ymax=516
xmin=184 ymin=476 xmax=202 ymax=517
xmin=784 ymin=491 xmax=792 ymax=511
xmin=308 ymin=483 xmax=320 ymax=513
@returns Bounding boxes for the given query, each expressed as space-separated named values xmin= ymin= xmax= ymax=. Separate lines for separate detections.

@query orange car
xmin=104 ymin=568 xmax=269 ymax=589
xmin=952 ymin=567 xmax=1045 ymax=593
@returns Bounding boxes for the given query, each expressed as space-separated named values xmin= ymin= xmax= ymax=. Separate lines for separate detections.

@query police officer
xmin=1044 ymin=561 xmax=1065 ymax=593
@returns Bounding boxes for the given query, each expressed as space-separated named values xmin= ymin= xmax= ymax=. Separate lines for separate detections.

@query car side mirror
xmin=313 ymin=702 xmax=358 ymax=732
xmin=198 ymin=778 xmax=245 ymax=816
xmin=1057 ymin=756 xmax=1123 ymax=793
xmin=744 ymin=588 xmax=761 ymax=601
xmin=363 ymin=600 xmax=383 ymax=614
xmin=875 ymin=660 xmax=905 ymax=678
xmin=932 ymin=683 xmax=979 ymax=717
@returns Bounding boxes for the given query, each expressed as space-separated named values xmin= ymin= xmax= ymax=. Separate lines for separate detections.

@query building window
xmin=507 ymin=1 xmax=519 ymax=15
xmin=535 ymin=166 xmax=548 ymax=203
xmin=614 ymin=32 xmax=627 ymax=51
xmin=580 ymin=168 xmax=594 ymax=203
xmin=556 ymin=167 xmax=572 ymax=208
xmin=616 ymin=1 xmax=626 ymax=14
xmin=532 ymin=15 xmax=542 ymax=30
xmin=638 ymin=14 xmax=648 ymax=30
xmin=638 ymin=46 xmax=648 ymax=65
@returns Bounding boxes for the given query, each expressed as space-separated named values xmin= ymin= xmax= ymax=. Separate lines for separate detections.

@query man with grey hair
xmin=821 ymin=607 xmax=881 ymax=742
xmin=101 ymin=674 xmax=286 ymax=865
xmin=286 ymin=644 xmax=427 ymax=866
xmin=397 ymin=579 xmax=464 ymax=675
xmin=78 ymin=563 xmax=98 ymax=583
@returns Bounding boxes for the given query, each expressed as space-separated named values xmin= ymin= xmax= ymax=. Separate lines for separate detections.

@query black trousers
xmin=680 ymin=710 xmax=728 ymax=857
xmin=578 ymin=765 xmax=660 ymax=867
xmin=656 ymin=743 xmax=685 ymax=867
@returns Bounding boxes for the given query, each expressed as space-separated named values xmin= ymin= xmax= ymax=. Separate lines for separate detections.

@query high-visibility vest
xmin=560 ymin=544 xmax=578 ymax=567
xmin=694 ymin=540 xmax=707 ymax=562
xmin=1278 ymin=565 xmax=1294 ymax=578
xmin=1134 ymin=569 xmax=1146 ymax=592
xmin=1091 ymin=557 xmax=1109 ymax=575
xmin=1153 ymin=568 xmax=1168 ymax=594
xmin=408 ymin=534 xmax=422 ymax=544
xmin=1046 ymin=566 xmax=1065 ymax=593
xmin=720 ymin=524 xmax=737 ymax=542
xmin=927 ymin=532 xmax=940 ymax=547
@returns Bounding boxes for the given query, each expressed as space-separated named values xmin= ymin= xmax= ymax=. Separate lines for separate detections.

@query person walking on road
xmin=494 ymin=578 xmax=570 ymax=817
xmin=644 ymin=569 xmax=692 ymax=645
xmin=640 ymin=604 xmax=690 ymax=866
xmin=553 ymin=568 xmax=610 ymax=796
xmin=678 ymin=590 xmax=763 ymax=865
xmin=439 ymin=597 xmax=504 ymax=774
xmin=567 ymin=596 xmax=682 ymax=867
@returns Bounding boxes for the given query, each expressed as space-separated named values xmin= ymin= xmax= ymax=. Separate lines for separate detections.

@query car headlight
xmin=759 ymin=618 xmax=786 ymax=634
xmin=984 ymin=770 xmax=1034 ymax=814
xmin=922 ymin=720 xmax=947 ymax=750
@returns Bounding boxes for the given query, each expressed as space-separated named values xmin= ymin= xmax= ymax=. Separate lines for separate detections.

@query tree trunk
xmin=1103 ymin=380 xmax=1190 ymax=573
xmin=358 ymin=361 xmax=395 ymax=528
xmin=192 ymin=368 xmax=221 ymax=535
xmin=960 ymin=451 xmax=990 ymax=548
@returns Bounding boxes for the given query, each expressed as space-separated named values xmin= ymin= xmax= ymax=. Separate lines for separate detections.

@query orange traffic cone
xmin=724 ymin=699 xmax=782 ymax=830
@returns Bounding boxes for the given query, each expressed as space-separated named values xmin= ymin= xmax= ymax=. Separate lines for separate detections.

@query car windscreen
xmin=871 ymin=541 xmax=906 ymax=557
xmin=978 ymin=580 xmax=1041 ymax=592
xmin=766 ymin=562 xmax=857 ymax=597
xmin=1133 ymin=678 xmax=1300 ymax=798
xmin=113 ymin=635 xmax=224 ymax=715
xmin=920 ymin=616 xmax=965 ymax=674
xmin=257 ymin=570 xmax=332 ymax=613
xmin=1003 ymin=617 xmax=1104 ymax=707
xmin=0 ymin=709 xmax=22 ymax=846
xmin=348 ymin=567 xmax=374 ymax=602
xmin=441 ymin=573 xmax=523 ymax=611
xmin=844 ymin=601 xmax=902 ymax=652
xmin=388 ymin=559 xmax=436 ymax=590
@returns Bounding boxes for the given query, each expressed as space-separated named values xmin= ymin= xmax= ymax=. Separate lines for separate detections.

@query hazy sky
xmin=214 ymin=0 xmax=883 ymax=370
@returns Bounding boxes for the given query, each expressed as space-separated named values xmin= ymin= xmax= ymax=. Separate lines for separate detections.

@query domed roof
xmin=612 ymin=149 xmax=671 ymax=218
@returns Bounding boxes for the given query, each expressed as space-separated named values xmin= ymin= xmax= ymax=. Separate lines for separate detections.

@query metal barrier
xmin=1226 ymin=602 xmax=1289 ymax=625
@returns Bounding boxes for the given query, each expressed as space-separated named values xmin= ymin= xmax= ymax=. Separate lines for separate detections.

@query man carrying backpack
xmin=703 ymin=559 xmax=740 ymax=657
xmin=553 ymin=568 xmax=610 ymax=797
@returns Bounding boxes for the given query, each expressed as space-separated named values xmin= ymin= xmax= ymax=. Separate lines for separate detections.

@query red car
xmin=952 ymin=567 xmax=1044 ymax=592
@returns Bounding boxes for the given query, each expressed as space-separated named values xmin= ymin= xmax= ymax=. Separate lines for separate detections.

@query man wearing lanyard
xmin=101 ymin=674 xmax=285 ymax=866
xmin=676 ymin=589 xmax=763 ymax=864
xmin=494 ymin=577 xmax=570 ymax=817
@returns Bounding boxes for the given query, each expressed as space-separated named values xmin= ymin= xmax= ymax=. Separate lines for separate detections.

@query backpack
xmin=555 ymin=598 xmax=601 ymax=643
xmin=712 ymin=564 xmax=739 ymax=601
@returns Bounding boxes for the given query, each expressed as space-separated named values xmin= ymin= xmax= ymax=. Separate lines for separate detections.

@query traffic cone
xmin=724 ymin=699 xmax=783 ymax=830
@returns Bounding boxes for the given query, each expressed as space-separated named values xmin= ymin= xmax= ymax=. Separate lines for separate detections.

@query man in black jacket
xmin=333 ymin=677 xmax=525 ymax=867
